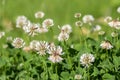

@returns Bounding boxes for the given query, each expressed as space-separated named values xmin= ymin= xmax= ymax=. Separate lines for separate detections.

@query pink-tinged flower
xmin=23 ymin=23 xmax=40 ymax=37
xmin=108 ymin=20 xmax=120 ymax=29
xmin=100 ymin=40 xmax=113 ymax=50
xmin=35 ymin=41 xmax=49 ymax=55
xmin=48 ymin=46 xmax=63 ymax=63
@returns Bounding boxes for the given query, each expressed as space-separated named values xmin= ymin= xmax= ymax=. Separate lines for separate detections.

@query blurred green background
xmin=0 ymin=0 xmax=120 ymax=41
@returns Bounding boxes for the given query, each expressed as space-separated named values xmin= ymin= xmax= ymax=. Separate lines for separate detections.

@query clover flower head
xmin=35 ymin=11 xmax=45 ymax=18
xmin=100 ymin=40 xmax=113 ymax=50
xmin=48 ymin=46 xmax=63 ymax=63
xmin=35 ymin=41 xmax=49 ymax=55
xmin=82 ymin=15 xmax=94 ymax=24
xmin=58 ymin=32 xmax=69 ymax=41
xmin=12 ymin=37 xmax=25 ymax=48
xmin=61 ymin=24 xmax=72 ymax=34
xmin=108 ymin=20 xmax=120 ymax=29
xmin=75 ymin=21 xmax=83 ymax=27
xmin=16 ymin=16 xmax=28 ymax=28
xmin=74 ymin=13 xmax=81 ymax=18
xmin=23 ymin=23 xmax=40 ymax=37
xmin=42 ymin=19 xmax=54 ymax=28
xmin=80 ymin=53 xmax=95 ymax=67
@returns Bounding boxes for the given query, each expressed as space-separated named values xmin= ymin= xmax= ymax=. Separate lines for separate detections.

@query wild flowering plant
xmin=1 ymin=7 xmax=120 ymax=80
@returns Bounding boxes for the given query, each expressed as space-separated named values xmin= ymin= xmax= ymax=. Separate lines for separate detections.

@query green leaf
xmin=113 ymin=56 xmax=120 ymax=67
xmin=91 ymin=67 xmax=99 ymax=76
xmin=98 ymin=59 xmax=114 ymax=71
xmin=102 ymin=73 xmax=115 ymax=80
xmin=0 ymin=57 xmax=6 ymax=68
xmin=50 ymin=74 xmax=59 ymax=80
xmin=41 ymin=72 xmax=48 ymax=80
xmin=61 ymin=72 xmax=69 ymax=79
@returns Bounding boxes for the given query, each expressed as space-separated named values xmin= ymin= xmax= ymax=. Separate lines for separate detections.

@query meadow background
xmin=1 ymin=0 xmax=120 ymax=34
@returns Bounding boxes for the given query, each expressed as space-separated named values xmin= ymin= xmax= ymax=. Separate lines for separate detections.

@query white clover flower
xmin=23 ymin=23 xmax=40 ymax=37
xmin=111 ymin=32 xmax=118 ymax=37
xmin=74 ymin=13 xmax=81 ymax=18
xmin=108 ymin=20 xmax=120 ymax=29
xmin=61 ymin=24 xmax=72 ymax=34
xmin=98 ymin=31 xmax=105 ymax=35
xmin=48 ymin=46 xmax=63 ymax=63
xmin=117 ymin=6 xmax=120 ymax=13
xmin=12 ymin=37 xmax=25 ymax=48
xmin=82 ymin=15 xmax=94 ymax=24
xmin=80 ymin=53 xmax=95 ymax=67
xmin=0 ymin=31 xmax=5 ymax=39
xmin=35 ymin=11 xmax=45 ymax=19
xmin=58 ymin=32 xmax=69 ymax=41
xmin=93 ymin=25 xmax=101 ymax=31
xmin=29 ymin=40 xmax=39 ymax=50
xmin=75 ymin=21 xmax=83 ymax=27
xmin=74 ymin=74 xmax=82 ymax=80
xmin=42 ymin=19 xmax=54 ymax=28
xmin=104 ymin=16 xmax=112 ymax=23
xmin=37 ymin=26 xmax=48 ymax=33
xmin=100 ymin=40 xmax=113 ymax=50
xmin=16 ymin=16 xmax=28 ymax=28
xmin=35 ymin=41 xmax=49 ymax=55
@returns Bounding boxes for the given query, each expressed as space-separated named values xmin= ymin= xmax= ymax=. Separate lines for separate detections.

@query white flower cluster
xmin=16 ymin=11 xmax=54 ymax=37
xmin=104 ymin=16 xmax=120 ymax=30
xmin=58 ymin=24 xmax=72 ymax=41
xmin=80 ymin=53 xmax=95 ymax=67
xmin=74 ymin=13 xmax=95 ymax=28
xmin=29 ymin=40 xmax=64 ymax=63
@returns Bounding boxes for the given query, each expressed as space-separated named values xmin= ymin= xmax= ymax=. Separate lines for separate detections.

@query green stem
xmin=87 ymin=67 xmax=90 ymax=80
